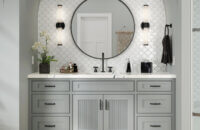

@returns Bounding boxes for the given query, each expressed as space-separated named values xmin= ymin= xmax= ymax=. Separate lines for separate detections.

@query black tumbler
xmin=141 ymin=62 xmax=152 ymax=73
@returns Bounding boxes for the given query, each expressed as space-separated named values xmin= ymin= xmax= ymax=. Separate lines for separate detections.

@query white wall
xmin=181 ymin=0 xmax=192 ymax=129
xmin=0 ymin=0 xmax=19 ymax=130
xmin=38 ymin=0 xmax=167 ymax=73
xmin=19 ymin=0 xmax=40 ymax=130
xmin=163 ymin=0 xmax=182 ymax=130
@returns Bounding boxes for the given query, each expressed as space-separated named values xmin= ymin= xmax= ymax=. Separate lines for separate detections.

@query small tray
xmin=60 ymin=69 xmax=78 ymax=74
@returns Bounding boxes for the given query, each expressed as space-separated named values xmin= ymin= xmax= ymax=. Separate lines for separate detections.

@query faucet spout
xmin=101 ymin=52 xmax=105 ymax=72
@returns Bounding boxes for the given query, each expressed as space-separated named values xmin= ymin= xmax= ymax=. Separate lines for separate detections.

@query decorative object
xmin=60 ymin=62 xmax=78 ymax=73
xmin=56 ymin=4 xmax=65 ymax=46
xmin=126 ymin=58 xmax=132 ymax=73
xmin=32 ymin=31 xmax=57 ymax=74
xmin=141 ymin=61 xmax=152 ymax=73
xmin=71 ymin=0 xmax=135 ymax=59
xmin=141 ymin=4 xmax=150 ymax=46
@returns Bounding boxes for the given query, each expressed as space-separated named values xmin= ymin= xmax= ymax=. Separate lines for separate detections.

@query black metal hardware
xmin=193 ymin=112 xmax=200 ymax=117
xmin=44 ymin=102 xmax=56 ymax=105
xmin=141 ymin=22 xmax=150 ymax=29
xmin=101 ymin=53 xmax=105 ymax=72
xmin=93 ymin=66 xmax=98 ymax=72
xmin=193 ymin=28 xmax=200 ymax=32
xmin=56 ymin=22 xmax=65 ymax=29
xmin=57 ymin=43 xmax=63 ymax=46
xmin=166 ymin=24 xmax=172 ymax=28
xmin=44 ymin=125 xmax=56 ymax=128
xmin=150 ymin=125 xmax=161 ymax=128
xmin=45 ymin=85 xmax=56 ymax=88
xmin=100 ymin=100 xmax=103 ymax=110
xmin=105 ymin=100 xmax=109 ymax=110
xmin=149 ymin=103 xmax=161 ymax=105
xmin=108 ymin=66 xmax=113 ymax=72
xmin=150 ymin=85 xmax=161 ymax=88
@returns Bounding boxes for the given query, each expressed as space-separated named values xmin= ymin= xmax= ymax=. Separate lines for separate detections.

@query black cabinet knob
xmin=93 ymin=66 xmax=98 ymax=72
xmin=108 ymin=66 xmax=113 ymax=72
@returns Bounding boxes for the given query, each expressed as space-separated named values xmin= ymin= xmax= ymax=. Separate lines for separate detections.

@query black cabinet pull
xmin=150 ymin=125 xmax=161 ymax=127
xmin=44 ymin=102 xmax=56 ymax=105
xmin=99 ymin=100 xmax=103 ymax=110
xmin=149 ymin=103 xmax=161 ymax=105
xmin=44 ymin=125 xmax=56 ymax=128
xmin=150 ymin=85 xmax=161 ymax=88
xmin=105 ymin=100 xmax=109 ymax=110
xmin=45 ymin=85 xmax=56 ymax=88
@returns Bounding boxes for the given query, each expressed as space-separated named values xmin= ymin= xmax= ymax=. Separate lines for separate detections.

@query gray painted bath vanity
xmin=28 ymin=73 xmax=176 ymax=130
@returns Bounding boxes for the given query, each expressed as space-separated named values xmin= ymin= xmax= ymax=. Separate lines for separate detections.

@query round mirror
xmin=71 ymin=0 xmax=135 ymax=59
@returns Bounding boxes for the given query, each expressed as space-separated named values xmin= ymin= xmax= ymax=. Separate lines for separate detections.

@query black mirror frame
xmin=70 ymin=0 xmax=135 ymax=59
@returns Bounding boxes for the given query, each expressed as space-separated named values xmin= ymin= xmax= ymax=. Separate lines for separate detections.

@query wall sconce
xmin=56 ymin=4 xmax=65 ymax=46
xmin=141 ymin=4 xmax=150 ymax=46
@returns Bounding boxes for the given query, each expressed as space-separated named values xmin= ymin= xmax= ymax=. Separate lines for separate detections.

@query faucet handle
xmin=108 ymin=66 xmax=113 ymax=73
xmin=93 ymin=66 xmax=99 ymax=72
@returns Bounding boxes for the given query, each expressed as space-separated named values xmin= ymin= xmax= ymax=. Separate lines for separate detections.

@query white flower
xmin=32 ymin=42 xmax=42 ymax=50
xmin=40 ymin=31 xmax=46 ymax=37
xmin=33 ymin=31 xmax=51 ymax=53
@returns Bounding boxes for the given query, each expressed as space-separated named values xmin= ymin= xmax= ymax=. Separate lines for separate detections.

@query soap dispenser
xmin=126 ymin=58 xmax=132 ymax=73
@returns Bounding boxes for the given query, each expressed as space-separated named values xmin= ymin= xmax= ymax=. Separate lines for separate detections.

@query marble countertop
xmin=28 ymin=72 xmax=176 ymax=79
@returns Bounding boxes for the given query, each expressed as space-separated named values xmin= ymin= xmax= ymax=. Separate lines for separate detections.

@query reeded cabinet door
xmin=73 ymin=95 xmax=103 ymax=130
xmin=104 ymin=95 xmax=134 ymax=130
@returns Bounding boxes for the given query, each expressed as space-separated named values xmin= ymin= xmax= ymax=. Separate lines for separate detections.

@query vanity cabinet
xmin=29 ymin=78 xmax=175 ymax=130
xmin=73 ymin=95 xmax=103 ymax=130
xmin=73 ymin=95 xmax=133 ymax=130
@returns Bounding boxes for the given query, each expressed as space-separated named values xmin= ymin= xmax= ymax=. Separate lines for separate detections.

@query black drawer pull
xmin=45 ymin=85 xmax=56 ymax=88
xmin=150 ymin=103 xmax=161 ymax=105
xmin=150 ymin=125 xmax=161 ymax=127
xmin=150 ymin=85 xmax=161 ymax=88
xmin=44 ymin=125 xmax=56 ymax=128
xmin=44 ymin=103 xmax=56 ymax=105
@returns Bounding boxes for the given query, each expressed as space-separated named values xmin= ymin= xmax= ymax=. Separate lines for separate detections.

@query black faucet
xmin=101 ymin=52 xmax=105 ymax=72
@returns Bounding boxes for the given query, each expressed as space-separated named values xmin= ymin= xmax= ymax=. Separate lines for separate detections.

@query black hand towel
xmin=161 ymin=26 xmax=173 ymax=65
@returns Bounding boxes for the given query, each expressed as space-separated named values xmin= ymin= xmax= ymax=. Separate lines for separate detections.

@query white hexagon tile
xmin=38 ymin=0 xmax=167 ymax=73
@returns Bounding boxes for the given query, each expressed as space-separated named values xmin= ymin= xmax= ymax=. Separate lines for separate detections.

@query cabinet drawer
xmin=73 ymin=81 xmax=134 ymax=92
xmin=32 ymin=117 xmax=69 ymax=130
xmin=32 ymin=81 xmax=70 ymax=92
xmin=137 ymin=95 xmax=171 ymax=114
xmin=137 ymin=81 xmax=171 ymax=92
xmin=32 ymin=95 xmax=70 ymax=114
xmin=138 ymin=117 xmax=171 ymax=130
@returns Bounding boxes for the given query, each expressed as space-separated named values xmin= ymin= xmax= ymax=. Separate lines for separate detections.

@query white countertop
xmin=28 ymin=73 xmax=176 ymax=79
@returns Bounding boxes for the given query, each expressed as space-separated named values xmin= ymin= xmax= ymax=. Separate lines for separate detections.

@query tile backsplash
xmin=38 ymin=0 xmax=167 ymax=73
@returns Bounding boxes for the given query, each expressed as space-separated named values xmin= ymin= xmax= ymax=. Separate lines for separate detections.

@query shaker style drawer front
xmin=32 ymin=95 xmax=70 ymax=114
xmin=73 ymin=81 xmax=134 ymax=92
xmin=32 ymin=81 xmax=70 ymax=92
xmin=138 ymin=117 xmax=171 ymax=130
xmin=137 ymin=95 xmax=171 ymax=114
xmin=137 ymin=81 xmax=171 ymax=92
xmin=32 ymin=117 xmax=69 ymax=130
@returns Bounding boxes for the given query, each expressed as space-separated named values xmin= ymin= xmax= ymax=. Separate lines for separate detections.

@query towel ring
xmin=165 ymin=24 xmax=172 ymax=35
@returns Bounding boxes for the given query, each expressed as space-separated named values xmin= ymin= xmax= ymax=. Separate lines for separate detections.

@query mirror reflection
xmin=71 ymin=0 xmax=135 ymax=59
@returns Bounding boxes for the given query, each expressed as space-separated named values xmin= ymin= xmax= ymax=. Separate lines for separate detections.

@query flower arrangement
xmin=32 ymin=31 xmax=57 ymax=73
